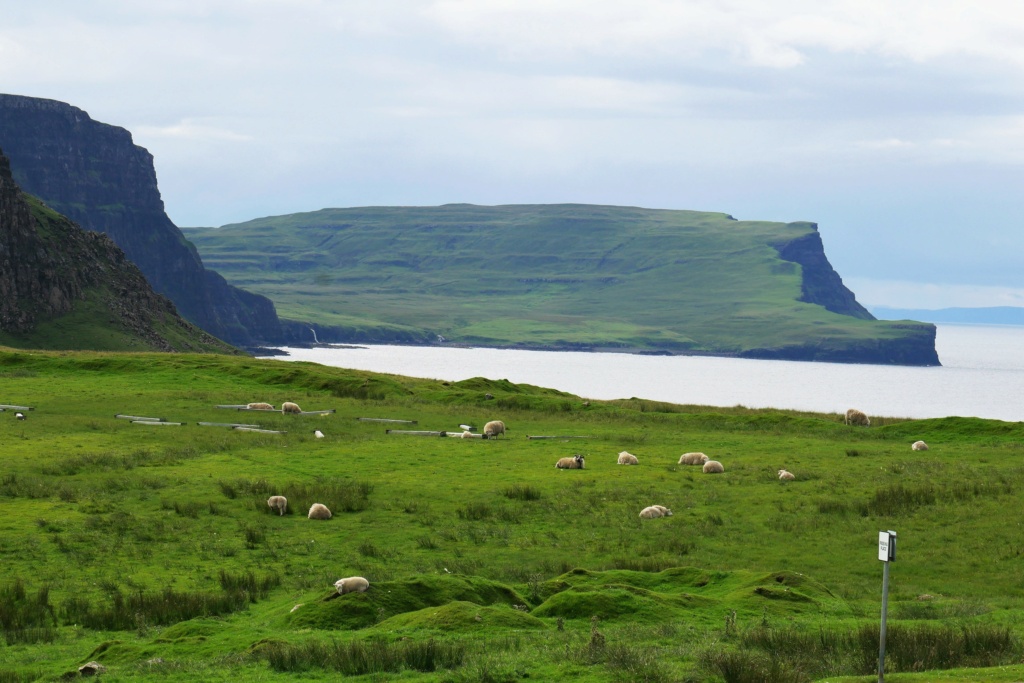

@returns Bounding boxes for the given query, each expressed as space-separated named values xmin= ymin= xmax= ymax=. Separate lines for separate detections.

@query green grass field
xmin=0 ymin=348 xmax=1021 ymax=681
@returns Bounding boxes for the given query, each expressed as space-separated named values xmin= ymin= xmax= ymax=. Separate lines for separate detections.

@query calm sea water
xmin=275 ymin=324 xmax=1024 ymax=422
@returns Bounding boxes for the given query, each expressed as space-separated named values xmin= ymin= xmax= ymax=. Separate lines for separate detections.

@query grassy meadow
xmin=0 ymin=348 xmax=1023 ymax=681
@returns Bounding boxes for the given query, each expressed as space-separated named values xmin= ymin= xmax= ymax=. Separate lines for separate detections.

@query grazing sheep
xmin=483 ymin=420 xmax=506 ymax=438
xmin=912 ymin=440 xmax=929 ymax=451
xmin=15 ymin=412 xmax=24 ymax=420
xmin=267 ymin=495 xmax=288 ymax=516
xmin=282 ymin=402 xmax=302 ymax=414
xmin=314 ymin=430 xmax=325 ymax=439
xmin=679 ymin=452 xmax=709 ymax=466
xmin=334 ymin=576 xmax=370 ymax=595
xmin=845 ymin=408 xmax=870 ymax=426
xmin=778 ymin=469 xmax=795 ymax=481
xmin=702 ymin=460 xmax=724 ymax=474
xmin=555 ymin=454 xmax=586 ymax=469
xmin=617 ymin=451 xmax=639 ymax=465
xmin=307 ymin=503 xmax=332 ymax=520
xmin=247 ymin=402 xmax=274 ymax=410
xmin=639 ymin=505 xmax=673 ymax=519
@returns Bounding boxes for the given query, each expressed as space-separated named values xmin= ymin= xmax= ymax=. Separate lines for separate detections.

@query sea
xmin=273 ymin=324 xmax=1024 ymax=423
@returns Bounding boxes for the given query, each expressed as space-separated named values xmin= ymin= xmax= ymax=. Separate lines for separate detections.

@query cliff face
xmin=0 ymin=94 xmax=282 ymax=346
xmin=0 ymin=149 xmax=235 ymax=352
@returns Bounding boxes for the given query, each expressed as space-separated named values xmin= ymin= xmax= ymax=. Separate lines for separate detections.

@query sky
xmin=2 ymin=0 xmax=1023 ymax=309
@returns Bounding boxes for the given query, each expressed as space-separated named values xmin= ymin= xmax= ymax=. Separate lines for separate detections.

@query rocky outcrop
xmin=773 ymin=223 xmax=874 ymax=320
xmin=0 ymin=94 xmax=283 ymax=346
xmin=0 ymin=148 xmax=234 ymax=352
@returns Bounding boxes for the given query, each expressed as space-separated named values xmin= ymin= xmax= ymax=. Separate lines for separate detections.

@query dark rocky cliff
xmin=0 ymin=149 xmax=234 ymax=352
xmin=0 ymin=94 xmax=283 ymax=346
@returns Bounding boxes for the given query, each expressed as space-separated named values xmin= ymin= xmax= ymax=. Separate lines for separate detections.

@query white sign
xmin=879 ymin=531 xmax=891 ymax=562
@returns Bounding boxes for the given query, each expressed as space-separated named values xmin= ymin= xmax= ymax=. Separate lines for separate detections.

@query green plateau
xmin=183 ymin=204 xmax=939 ymax=365
xmin=0 ymin=348 xmax=1021 ymax=681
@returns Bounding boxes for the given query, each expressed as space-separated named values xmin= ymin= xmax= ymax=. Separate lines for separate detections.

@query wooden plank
xmin=386 ymin=430 xmax=445 ymax=437
xmin=197 ymin=422 xmax=261 ymax=428
xmin=298 ymin=410 xmax=336 ymax=415
xmin=116 ymin=414 xmax=165 ymax=421
xmin=132 ymin=420 xmax=183 ymax=426
xmin=357 ymin=417 xmax=417 ymax=424
xmin=233 ymin=427 xmax=287 ymax=434
xmin=448 ymin=432 xmax=485 ymax=439
xmin=216 ymin=404 xmax=251 ymax=409
xmin=527 ymin=435 xmax=593 ymax=440
xmin=0 ymin=404 xmax=33 ymax=411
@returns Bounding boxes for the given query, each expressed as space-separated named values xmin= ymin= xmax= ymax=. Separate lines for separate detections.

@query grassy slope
xmin=0 ymin=349 xmax=1021 ymax=681
xmin=183 ymin=204 xmax=922 ymax=356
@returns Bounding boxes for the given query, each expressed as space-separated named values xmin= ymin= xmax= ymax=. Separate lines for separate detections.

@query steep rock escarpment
xmin=0 ymin=149 xmax=234 ymax=352
xmin=0 ymin=94 xmax=283 ymax=346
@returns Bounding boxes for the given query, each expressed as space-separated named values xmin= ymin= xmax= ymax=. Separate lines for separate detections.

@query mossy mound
xmin=535 ymin=567 xmax=852 ymax=622
xmin=373 ymin=601 xmax=547 ymax=632
xmin=288 ymin=574 xmax=528 ymax=630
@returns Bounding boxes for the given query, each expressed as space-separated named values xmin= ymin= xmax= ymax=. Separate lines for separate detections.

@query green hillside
xmin=183 ymin=204 xmax=938 ymax=365
xmin=0 ymin=348 xmax=1022 ymax=681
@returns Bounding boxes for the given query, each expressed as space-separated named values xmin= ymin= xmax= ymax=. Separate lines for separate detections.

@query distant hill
xmin=184 ymin=204 xmax=939 ymax=365
xmin=873 ymin=306 xmax=1024 ymax=326
xmin=0 ymin=94 xmax=284 ymax=348
xmin=0 ymin=148 xmax=236 ymax=353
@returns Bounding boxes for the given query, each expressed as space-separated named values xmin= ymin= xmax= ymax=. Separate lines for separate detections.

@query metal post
xmin=878 ymin=551 xmax=891 ymax=682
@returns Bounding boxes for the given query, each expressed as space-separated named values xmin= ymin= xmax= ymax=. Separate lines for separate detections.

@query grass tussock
xmin=0 ymin=580 xmax=56 ymax=645
xmin=502 ymin=484 xmax=542 ymax=501
xmin=263 ymin=638 xmax=465 ymax=674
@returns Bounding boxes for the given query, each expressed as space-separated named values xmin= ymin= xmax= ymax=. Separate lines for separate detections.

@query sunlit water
xmin=274 ymin=324 xmax=1024 ymax=422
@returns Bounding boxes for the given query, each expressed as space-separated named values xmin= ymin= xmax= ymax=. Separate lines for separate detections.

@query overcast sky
xmin=3 ymin=1 xmax=1023 ymax=308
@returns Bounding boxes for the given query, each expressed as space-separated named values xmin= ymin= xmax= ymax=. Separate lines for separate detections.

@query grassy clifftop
xmin=184 ymin=204 xmax=938 ymax=365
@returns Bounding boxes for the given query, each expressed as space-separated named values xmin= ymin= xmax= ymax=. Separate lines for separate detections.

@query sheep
xmin=247 ymin=402 xmax=274 ymax=410
xmin=617 ymin=451 xmax=639 ymax=465
xmin=702 ymin=460 xmax=725 ymax=474
xmin=555 ymin=454 xmax=586 ymax=469
xmin=15 ymin=412 xmax=24 ymax=421
xmin=307 ymin=503 xmax=332 ymax=520
xmin=639 ymin=505 xmax=673 ymax=519
xmin=483 ymin=420 xmax=506 ymax=438
xmin=679 ymin=452 xmax=709 ymax=466
xmin=282 ymin=402 xmax=302 ymax=414
xmin=461 ymin=430 xmax=475 ymax=438
xmin=778 ymin=469 xmax=795 ymax=481
xmin=845 ymin=408 xmax=870 ymax=426
xmin=314 ymin=430 xmax=325 ymax=439
xmin=912 ymin=440 xmax=929 ymax=451
xmin=267 ymin=495 xmax=288 ymax=515
xmin=334 ymin=576 xmax=370 ymax=595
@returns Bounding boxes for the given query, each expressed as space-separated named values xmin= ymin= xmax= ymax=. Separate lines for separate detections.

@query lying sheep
xmin=778 ymin=469 xmax=795 ymax=481
xmin=912 ymin=440 xmax=929 ymax=451
xmin=617 ymin=451 xmax=639 ymax=465
xmin=639 ymin=505 xmax=673 ymax=519
xmin=679 ymin=452 xmax=709 ymax=466
xmin=703 ymin=460 xmax=724 ymax=474
xmin=282 ymin=402 xmax=302 ymax=414
xmin=334 ymin=576 xmax=370 ymax=594
xmin=483 ymin=420 xmax=506 ymax=438
xmin=267 ymin=495 xmax=288 ymax=515
xmin=555 ymin=454 xmax=586 ymax=469
xmin=461 ymin=430 xmax=475 ymax=439
xmin=15 ymin=412 xmax=25 ymax=421
xmin=308 ymin=503 xmax=332 ymax=520
xmin=314 ymin=430 xmax=325 ymax=439
xmin=247 ymin=402 xmax=274 ymax=410
xmin=845 ymin=408 xmax=870 ymax=426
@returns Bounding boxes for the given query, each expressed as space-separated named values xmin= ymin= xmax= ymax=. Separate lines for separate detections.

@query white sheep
xmin=912 ymin=440 xmax=929 ymax=451
xmin=15 ymin=412 xmax=25 ymax=421
xmin=314 ymin=430 xmax=325 ymax=439
xmin=334 ymin=576 xmax=370 ymax=595
xmin=307 ymin=503 xmax=332 ymax=520
xmin=778 ymin=469 xmax=795 ymax=481
xmin=845 ymin=408 xmax=870 ymax=426
xmin=679 ymin=452 xmax=709 ymax=466
xmin=282 ymin=402 xmax=302 ymax=414
xmin=617 ymin=451 xmax=639 ymax=465
xmin=247 ymin=402 xmax=274 ymax=410
xmin=483 ymin=420 xmax=506 ymax=438
xmin=703 ymin=460 xmax=725 ymax=474
xmin=461 ymin=430 xmax=475 ymax=439
xmin=639 ymin=505 xmax=673 ymax=519
xmin=555 ymin=454 xmax=586 ymax=469
xmin=267 ymin=495 xmax=288 ymax=515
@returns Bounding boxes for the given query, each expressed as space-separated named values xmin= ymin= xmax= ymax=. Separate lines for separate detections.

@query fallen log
xmin=0 ymin=404 xmax=32 ymax=411
xmin=233 ymin=427 xmax=287 ymax=434
xmin=117 ymin=414 xmax=165 ymax=421
xmin=357 ymin=417 xmax=417 ymax=424
xmin=197 ymin=422 xmax=261 ymax=428
xmin=132 ymin=420 xmax=183 ymax=426
xmin=299 ymin=410 xmax=336 ymax=415
xmin=386 ymin=430 xmax=446 ymax=437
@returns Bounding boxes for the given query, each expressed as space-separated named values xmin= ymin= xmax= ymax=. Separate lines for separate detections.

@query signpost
xmin=878 ymin=530 xmax=897 ymax=682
